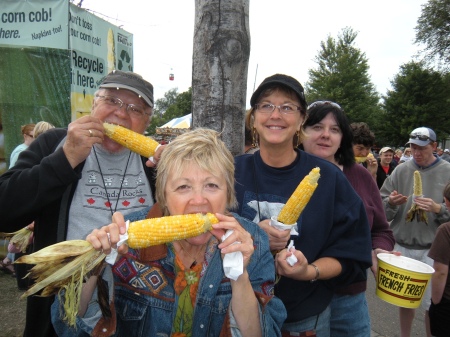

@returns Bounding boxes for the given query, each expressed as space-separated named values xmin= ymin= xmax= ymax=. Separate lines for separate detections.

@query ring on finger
xmin=88 ymin=129 xmax=93 ymax=137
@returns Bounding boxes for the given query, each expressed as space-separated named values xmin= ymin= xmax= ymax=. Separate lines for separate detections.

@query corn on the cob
xmin=405 ymin=170 xmax=428 ymax=224
xmin=277 ymin=167 xmax=321 ymax=225
xmin=413 ymin=170 xmax=423 ymax=197
xmin=103 ymin=122 xmax=160 ymax=158
xmin=128 ymin=213 xmax=219 ymax=248
xmin=15 ymin=213 xmax=219 ymax=325
xmin=355 ymin=153 xmax=374 ymax=164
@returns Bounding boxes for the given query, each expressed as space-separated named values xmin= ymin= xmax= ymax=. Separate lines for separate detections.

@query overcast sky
xmin=80 ymin=0 xmax=427 ymax=104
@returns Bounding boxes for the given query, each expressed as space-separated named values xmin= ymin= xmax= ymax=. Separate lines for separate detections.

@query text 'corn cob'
xmin=103 ymin=122 xmax=160 ymax=158
xmin=405 ymin=170 xmax=428 ymax=224
xmin=128 ymin=213 xmax=219 ymax=248
xmin=277 ymin=167 xmax=321 ymax=225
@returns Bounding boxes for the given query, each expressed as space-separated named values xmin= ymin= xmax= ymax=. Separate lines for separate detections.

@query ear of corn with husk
xmin=103 ymin=122 xmax=160 ymax=158
xmin=15 ymin=213 xmax=219 ymax=326
xmin=405 ymin=170 xmax=428 ymax=224
xmin=0 ymin=227 xmax=33 ymax=253
xmin=277 ymin=167 xmax=321 ymax=225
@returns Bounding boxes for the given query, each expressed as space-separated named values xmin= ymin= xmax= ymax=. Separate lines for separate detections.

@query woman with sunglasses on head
xmin=234 ymin=74 xmax=372 ymax=336
xmin=300 ymin=101 xmax=396 ymax=336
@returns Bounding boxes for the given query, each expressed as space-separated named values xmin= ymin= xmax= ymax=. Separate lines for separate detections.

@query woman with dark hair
xmin=301 ymin=101 xmax=396 ymax=336
xmin=234 ymin=74 xmax=372 ymax=336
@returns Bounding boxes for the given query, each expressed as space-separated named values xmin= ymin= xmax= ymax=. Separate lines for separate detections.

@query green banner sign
xmin=0 ymin=1 xmax=133 ymax=170
xmin=0 ymin=0 xmax=68 ymax=49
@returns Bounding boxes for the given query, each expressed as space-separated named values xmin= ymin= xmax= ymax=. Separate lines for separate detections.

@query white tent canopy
xmin=159 ymin=113 xmax=191 ymax=129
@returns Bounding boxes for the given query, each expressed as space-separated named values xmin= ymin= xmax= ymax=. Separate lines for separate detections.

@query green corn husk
xmin=15 ymin=240 xmax=106 ymax=326
xmin=0 ymin=227 xmax=34 ymax=253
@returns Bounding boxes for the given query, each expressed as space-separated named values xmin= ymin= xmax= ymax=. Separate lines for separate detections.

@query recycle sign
xmin=118 ymin=48 xmax=133 ymax=71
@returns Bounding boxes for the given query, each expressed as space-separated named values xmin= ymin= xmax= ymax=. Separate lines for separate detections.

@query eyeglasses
xmin=307 ymin=101 xmax=342 ymax=111
xmin=255 ymin=103 xmax=301 ymax=115
xmin=409 ymin=134 xmax=434 ymax=142
xmin=96 ymin=95 xmax=150 ymax=118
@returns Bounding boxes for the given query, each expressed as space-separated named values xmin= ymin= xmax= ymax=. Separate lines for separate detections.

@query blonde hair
xmin=33 ymin=121 xmax=55 ymax=138
xmin=155 ymin=128 xmax=237 ymax=215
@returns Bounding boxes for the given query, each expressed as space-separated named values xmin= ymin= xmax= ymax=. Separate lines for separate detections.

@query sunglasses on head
xmin=307 ymin=101 xmax=343 ymax=111
xmin=409 ymin=134 xmax=434 ymax=142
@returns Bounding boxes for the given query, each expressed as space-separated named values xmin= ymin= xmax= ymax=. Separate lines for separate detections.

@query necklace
xmin=93 ymin=146 xmax=132 ymax=217
xmin=177 ymin=240 xmax=206 ymax=269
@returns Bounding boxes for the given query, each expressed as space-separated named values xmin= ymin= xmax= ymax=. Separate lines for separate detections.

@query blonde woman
xmin=52 ymin=128 xmax=286 ymax=337
xmin=33 ymin=121 xmax=55 ymax=139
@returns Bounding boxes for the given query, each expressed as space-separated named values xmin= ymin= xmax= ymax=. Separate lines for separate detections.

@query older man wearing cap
xmin=380 ymin=126 xmax=450 ymax=337
xmin=376 ymin=146 xmax=396 ymax=189
xmin=0 ymin=70 xmax=161 ymax=337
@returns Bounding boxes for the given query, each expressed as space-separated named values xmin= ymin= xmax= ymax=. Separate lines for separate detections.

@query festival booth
xmin=155 ymin=113 xmax=191 ymax=142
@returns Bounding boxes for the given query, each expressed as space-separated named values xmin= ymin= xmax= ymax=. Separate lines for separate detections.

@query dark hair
xmin=302 ymin=101 xmax=355 ymax=166
xmin=350 ymin=122 xmax=375 ymax=147
xmin=444 ymin=182 xmax=450 ymax=202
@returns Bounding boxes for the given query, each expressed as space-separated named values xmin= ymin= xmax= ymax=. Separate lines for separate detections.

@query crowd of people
xmin=1 ymin=70 xmax=449 ymax=337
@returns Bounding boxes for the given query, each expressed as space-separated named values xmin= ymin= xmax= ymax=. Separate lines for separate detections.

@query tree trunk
xmin=192 ymin=0 xmax=250 ymax=156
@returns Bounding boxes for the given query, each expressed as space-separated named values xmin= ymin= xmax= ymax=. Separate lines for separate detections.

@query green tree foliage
xmin=415 ymin=0 xmax=450 ymax=69
xmin=380 ymin=61 xmax=450 ymax=147
xmin=305 ymin=27 xmax=382 ymax=128
xmin=147 ymin=87 xmax=192 ymax=135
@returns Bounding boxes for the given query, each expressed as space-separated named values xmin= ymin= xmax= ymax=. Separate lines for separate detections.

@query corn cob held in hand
xmin=0 ymin=226 xmax=33 ymax=253
xmin=355 ymin=152 xmax=374 ymax=164
xmin=128 ymin=213 xmax=219 ymax=248
xmin=15 ymin=212 xmax=219 ymax=326
xmin=405 ymin=170 xmax=428 ymax=224
xmin=103 ymin=122 xmax=160 ymax=158
xmin=277 ymin=167 xmax=321 ymax=225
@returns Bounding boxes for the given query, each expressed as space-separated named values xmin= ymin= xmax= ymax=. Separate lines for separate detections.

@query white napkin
xmin=221 ymin=229 xmax=243 ymax=281
xmin=105 ymin=220 xmax=130 ymax=265
xmin=149 ymin=144 xmax=162 ymax=164
xmin=286 ymin=240 xmax=298 ymax=266
xmin=270 ymin=216 xmax=299 ymax=236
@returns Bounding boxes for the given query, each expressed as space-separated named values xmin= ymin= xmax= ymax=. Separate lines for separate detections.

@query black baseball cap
xmin=250 ymin=74 xmax=307 ymax=108
xmin=100 ymin=70 xmax=154 ymax=107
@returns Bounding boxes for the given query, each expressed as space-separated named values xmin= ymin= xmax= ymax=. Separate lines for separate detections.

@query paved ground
xmin=367 ymin=273 xmax=427 ymax=337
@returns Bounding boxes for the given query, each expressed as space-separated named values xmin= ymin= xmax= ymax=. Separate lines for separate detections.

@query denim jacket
xmin=51 ymin=212 xmax=286 ymax=337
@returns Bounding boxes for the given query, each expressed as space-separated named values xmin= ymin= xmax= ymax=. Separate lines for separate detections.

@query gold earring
xmin=252 ymin=127 xmax=259 ymax=147
xmin=296 ymin=129 xmax=301 ymax=147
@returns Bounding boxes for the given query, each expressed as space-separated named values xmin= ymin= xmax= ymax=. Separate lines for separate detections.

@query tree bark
xmin=192 ymin=0 xmax=250 ymax=156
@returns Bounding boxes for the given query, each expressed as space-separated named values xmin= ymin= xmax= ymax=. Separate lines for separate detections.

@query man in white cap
xmin=0 ymin=70 xmax=162 ymax=337
xmin=380 ymin=126 xmax=450 ymax=337
xmin=376 ymin=146 xmax=396 ymax=189
xmin=441 ymin=148 xmax=450 ymax=162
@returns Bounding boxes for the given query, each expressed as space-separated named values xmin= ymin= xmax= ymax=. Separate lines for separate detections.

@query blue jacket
xmin=51 ymin=210 xmax=286 ymax=337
